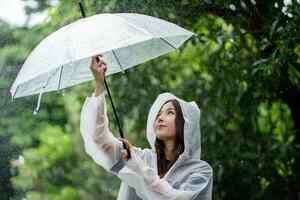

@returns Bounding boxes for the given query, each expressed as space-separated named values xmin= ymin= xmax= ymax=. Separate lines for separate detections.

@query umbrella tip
xmin=33 ymin=109 xmax=38 ymax=115
xmin=79 ymin=2 xmax=87 ymax=18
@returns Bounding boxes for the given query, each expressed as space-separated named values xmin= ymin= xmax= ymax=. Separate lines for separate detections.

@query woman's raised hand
xmin=90 ymin=54 xmax=107 ymax=96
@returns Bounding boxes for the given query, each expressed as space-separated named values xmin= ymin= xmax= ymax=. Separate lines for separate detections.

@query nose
xmin=157 ymin=115 xmax=163 ymax=122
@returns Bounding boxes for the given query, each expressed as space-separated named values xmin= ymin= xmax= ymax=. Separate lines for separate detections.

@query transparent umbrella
xmin=10 ymin=3 xmax=195 ymax=157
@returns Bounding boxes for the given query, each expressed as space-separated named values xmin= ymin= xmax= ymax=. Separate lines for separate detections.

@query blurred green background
xmin=0 ymin=0 xmax=299 ymax=199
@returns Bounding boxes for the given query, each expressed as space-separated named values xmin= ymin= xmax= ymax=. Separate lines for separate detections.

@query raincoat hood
xmin=146 ymin=92 xmax=201 ymax=159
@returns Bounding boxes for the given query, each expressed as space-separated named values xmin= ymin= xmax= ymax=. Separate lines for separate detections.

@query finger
xmin=95 ymin=66 xmax=107 ymax=75
xmin=102 ymin=64 xmax=107 ymax=72
xmin=99 ymin=63 xmax=107 ymax=71
xmin=91 ymin=56 xmax=97 ymax=68
xmin=96 ymin=59 xmax=107 ymax=68
xmin=95 ymin=55 xmax=105 ymax=63
xmin=103 ymin=64 xmax=107 ymax=73
xmin=92 ymin=54 xmax=102 ymax=59
xmin=122 ymin=154 xmax=127 ymax=161
xmin=91 ymin=54 xmax=103 ymax=65
xmin=120 ymin=138 xmax=133 ymax=148
xmin=121 ymin=150 xmax=128 ymax=160
xmin=119 ymin=138 xmax=131 ymax=151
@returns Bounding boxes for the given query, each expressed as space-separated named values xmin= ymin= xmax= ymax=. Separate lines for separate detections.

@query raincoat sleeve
xmin=80 ymin=91 xmax=124 ymax=173
xmin=118 ymin=152 xmax=212 ymax=200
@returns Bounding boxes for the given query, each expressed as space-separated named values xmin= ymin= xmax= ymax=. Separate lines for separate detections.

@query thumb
xmin=119 ymin=138 xmax=133 ymax=148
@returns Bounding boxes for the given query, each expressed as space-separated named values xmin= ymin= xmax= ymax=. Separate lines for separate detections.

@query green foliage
xmin=12 ymin=125 xmax=76 ymax=198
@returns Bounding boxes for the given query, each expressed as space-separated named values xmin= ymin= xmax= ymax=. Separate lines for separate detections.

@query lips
xmin=157 ymin=124 xmax=167 ymax=129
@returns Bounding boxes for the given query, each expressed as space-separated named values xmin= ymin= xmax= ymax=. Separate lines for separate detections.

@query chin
xmin=155 ymin=131 xmax=170 ymax=141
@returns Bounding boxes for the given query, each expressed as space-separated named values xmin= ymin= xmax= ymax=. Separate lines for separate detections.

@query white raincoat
xmin=80 ymin=92 xmax=213 ymax=200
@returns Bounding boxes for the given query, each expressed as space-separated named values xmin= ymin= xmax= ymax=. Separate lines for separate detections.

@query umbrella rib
xmin=12 ymin=85 xmax=19 ymax=99
xmin=57 ymin=65 xmax=63 ymax=91
xmin=112 ymin=50 xmax=124 ymax=73
xmin=123 ymin=21 xmax=149 ymax=37
xmin=160 ymin=37 xmax=178 ymax=50
xmin=43 ymin=71 xmax=53 ymax=90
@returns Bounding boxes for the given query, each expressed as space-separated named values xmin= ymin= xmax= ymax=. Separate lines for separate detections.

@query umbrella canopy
xmin=10 ymin=13 xmax=194 ymax=99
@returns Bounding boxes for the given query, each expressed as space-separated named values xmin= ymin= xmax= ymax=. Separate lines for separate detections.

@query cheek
xmin=168 ymin=121 xmax=176 ymax=136
xmin=154 ymin=121 xmax=158 ymax=132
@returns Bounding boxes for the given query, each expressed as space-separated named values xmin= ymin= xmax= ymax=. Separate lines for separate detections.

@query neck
xmin=163 ymin=140 xmax=175 ymax=160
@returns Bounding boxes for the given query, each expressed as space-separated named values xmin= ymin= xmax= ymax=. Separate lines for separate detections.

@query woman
xmin=80 ymin=55 xmax=213 ymax=200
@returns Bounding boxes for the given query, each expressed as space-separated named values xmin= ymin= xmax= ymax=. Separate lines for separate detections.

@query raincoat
xmin=80 ymin=91 xmax=213 ymax=200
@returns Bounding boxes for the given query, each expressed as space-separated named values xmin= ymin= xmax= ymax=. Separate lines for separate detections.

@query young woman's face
xmin=154 ymin=102 xmax=177 ymax=142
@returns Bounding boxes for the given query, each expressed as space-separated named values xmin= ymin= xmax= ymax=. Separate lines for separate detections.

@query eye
xmin=168 ymin=111 xmax=174 ymax=115
xmin=156 ymin=113 xmax=161 ymax=119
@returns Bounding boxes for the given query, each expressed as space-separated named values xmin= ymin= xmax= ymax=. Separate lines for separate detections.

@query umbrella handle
xmin=104 ymin=77 xmax=132 ymax=158
xmin=123 ymin=143 xmax=132 ymax=159
xmin=103 ymin=78 xmax=131 ymax=159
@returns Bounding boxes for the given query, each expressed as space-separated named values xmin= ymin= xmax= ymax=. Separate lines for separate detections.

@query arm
xmin=120 ymin=154 xmax=212 ymax=200
xmin=79 ymin=55 xmax=124 ymax=172
xmin=80 ymin=90 xmax=124 ymax=172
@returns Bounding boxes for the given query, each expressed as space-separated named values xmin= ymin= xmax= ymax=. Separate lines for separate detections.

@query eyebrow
xmin=158 ymin=107 xmax=175 ymax=114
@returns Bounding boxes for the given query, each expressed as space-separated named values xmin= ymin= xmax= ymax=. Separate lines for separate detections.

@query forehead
xmin=159 ymin=102 xmax=175 ymax=111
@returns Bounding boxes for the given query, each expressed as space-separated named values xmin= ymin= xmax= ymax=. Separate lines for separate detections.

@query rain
xmin=0 ymin=0 xmax=299 ymax=199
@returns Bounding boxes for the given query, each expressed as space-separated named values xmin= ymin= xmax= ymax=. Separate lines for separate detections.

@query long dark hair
xmin=155 ymin=99 xmax=185 ymax=178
